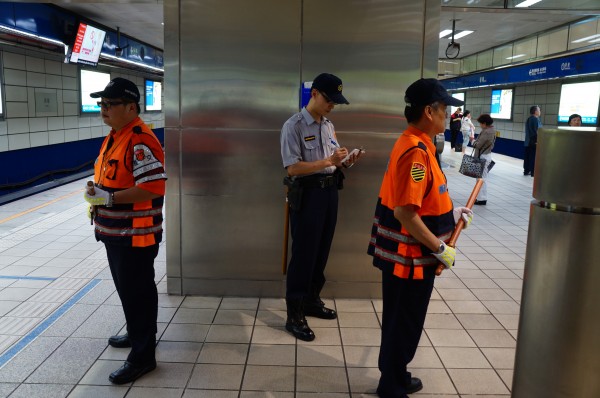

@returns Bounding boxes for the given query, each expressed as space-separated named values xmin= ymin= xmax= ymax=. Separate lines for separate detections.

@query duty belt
xmin=298 ymin=173 xmax=337 ymax=189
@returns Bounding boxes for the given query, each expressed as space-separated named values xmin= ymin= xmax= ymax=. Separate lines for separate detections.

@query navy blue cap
xmin=405 ymin=78 xmax=464 ymax=107
xmin=90 ymin=77 xmax=140 ymax=102
xmin=312 ymin=73 xmax=349 ymax=105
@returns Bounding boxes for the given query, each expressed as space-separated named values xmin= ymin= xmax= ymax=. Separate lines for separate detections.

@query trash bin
xmin=512 ymin=127 xmax=600 ymax=397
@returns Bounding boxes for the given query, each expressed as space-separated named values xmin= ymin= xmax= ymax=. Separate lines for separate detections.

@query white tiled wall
xmin=451 ymin=78 xmax=584 ymax=142
xmin=0 ymin=48 xmax=165 ymax=152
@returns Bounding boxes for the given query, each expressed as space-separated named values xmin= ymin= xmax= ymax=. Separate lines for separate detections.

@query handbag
xmin=459 ymin=149 xmax=487 ymax=178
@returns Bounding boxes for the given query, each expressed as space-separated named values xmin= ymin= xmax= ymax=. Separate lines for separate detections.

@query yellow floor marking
xmin=0 ymin=189 xmax=84 ymax=225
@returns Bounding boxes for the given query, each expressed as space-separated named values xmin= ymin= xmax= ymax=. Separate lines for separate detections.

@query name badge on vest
xmin=304 ymin=135 xmax=316 ymax=142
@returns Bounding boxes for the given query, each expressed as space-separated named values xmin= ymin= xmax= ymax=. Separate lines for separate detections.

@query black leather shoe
xmin=108 ymin=334 xmax=131 ymax=348
xmin=304 ymin=301 xmax=337 ymax=320
xmin=285 ymin=318 xmax=315 ymax=341
xmin=474 ymin=200 xmax=487 ymax=205
xmin=406 ymin=377 xmax=423 ymax=394
xmin=109 ymin=360 xmax=156 ymax=384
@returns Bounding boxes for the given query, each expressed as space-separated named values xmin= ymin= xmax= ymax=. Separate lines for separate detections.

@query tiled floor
xmin=0 ymin=143 xmax=533 ymax=397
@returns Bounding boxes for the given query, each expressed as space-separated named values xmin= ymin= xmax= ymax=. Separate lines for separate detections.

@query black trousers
xmin=286 ymin=185 xmax=338 ymax=300
xmin=523 ymin=145 xmax=536 ymax=175
xmin=105 ymin=243 xmax=159 ymax=365
xmin=450 ymin=129 xmax=460 ymax=148
xmin=378 ymin=270 xmax=435 ymax=397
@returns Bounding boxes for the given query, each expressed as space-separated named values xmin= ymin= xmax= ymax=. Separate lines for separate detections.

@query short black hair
xmin=404 ymin=102 xmax=442 ymax=124
xmin=530 ymin=105 xmax=540 ymax=115
xmin=477 ymin=114 xmax=494 ymax=125
xmin=568 ymin=113 xmax=582 ymax=125
xmin=463 ymin=110 xmax=471 ymax=117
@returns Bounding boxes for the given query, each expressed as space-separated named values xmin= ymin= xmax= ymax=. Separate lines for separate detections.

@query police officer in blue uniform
xmin=280 ymin=73 xmax=360 ymax=341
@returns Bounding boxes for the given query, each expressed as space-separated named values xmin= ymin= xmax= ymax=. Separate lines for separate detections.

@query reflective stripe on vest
xmin=95 ymin=223 xmax=163 ymax=237
xmin=97 ymin=207 xmax=163 ymax=218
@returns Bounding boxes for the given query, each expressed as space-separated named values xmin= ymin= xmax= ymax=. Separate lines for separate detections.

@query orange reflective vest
xmin=368 ymin=126 xmax=454 ymax=280
xmin=93 ymin=117 xmax=167 ymax=247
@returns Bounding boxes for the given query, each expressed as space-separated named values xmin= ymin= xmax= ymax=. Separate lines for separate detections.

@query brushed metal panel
xmin=533 ymin=128 xmax=600 ymax=208
xmin=178 ymin=0 xmax=301 ymax=130
xmin=164 ymin=0 xmax=180 ymax=129
xmin=303 ymin=0 xmax=431 ymax=133
xmin=513 ymin=205 xmax=600 ymax=397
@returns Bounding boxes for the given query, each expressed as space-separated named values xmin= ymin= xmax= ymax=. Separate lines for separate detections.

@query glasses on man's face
xmin=319 ymin=91 xmax=334 ymax=104
xmin=97 ymin=100 xmax=127 ymax=109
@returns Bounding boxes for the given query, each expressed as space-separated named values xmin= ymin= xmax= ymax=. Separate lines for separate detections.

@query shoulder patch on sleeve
xmin=410 ymin=162 xmax=426 ymax=182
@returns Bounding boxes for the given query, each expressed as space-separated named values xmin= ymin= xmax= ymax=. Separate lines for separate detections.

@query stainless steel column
xmin=512 ymin=128 xmax=600 ymax=397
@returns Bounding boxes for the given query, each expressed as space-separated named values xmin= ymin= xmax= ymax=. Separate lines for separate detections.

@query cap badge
xmin=338 ymin=85 xmax=343 ymax=92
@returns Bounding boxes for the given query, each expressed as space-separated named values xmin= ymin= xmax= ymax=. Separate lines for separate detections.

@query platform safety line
xmin=0 ymin=189 xmax=84 ymax=226
xmin=0 ymin=276 xmax=56 ymax=281
xmin=0 ymin=278 xmax=101 ymax=369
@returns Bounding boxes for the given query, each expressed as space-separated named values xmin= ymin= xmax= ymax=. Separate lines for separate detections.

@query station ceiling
xmin=50 ymin=0 xmax=600 ymax=59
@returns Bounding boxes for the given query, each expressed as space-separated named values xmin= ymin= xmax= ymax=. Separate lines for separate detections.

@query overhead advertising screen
xmin=80 ymin=70 xmax=111 ymax=113
xmin=490 ymin=89 xmax=513 ymax=120
xmin=558 ymin=81 xmax=600 ymax=125
xmin=70 ymin=22 xmax=106 ymax=67
xmin=450 ymin=92 xmax=465 ymax=115
xmin=145 ymin=80 xmax=162 ymax=112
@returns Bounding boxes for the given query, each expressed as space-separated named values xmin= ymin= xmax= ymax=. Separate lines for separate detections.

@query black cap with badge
xmin=405 ymin=78 xmax=464 ymax=107
xmin=312 ymin=73 xmax=349 ymax=105
xmin=90 ymin=77 xmax=140 ymax=103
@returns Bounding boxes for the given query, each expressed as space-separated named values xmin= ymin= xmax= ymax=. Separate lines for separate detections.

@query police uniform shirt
xmin=280 ymin=107 xmax=337 ymax=176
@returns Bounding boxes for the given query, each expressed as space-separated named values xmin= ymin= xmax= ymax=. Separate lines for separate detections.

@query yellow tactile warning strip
xmin=0 ymin=189 xmax=83 ymax=225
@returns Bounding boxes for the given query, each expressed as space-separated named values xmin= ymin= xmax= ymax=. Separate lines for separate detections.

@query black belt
xmin=298 ymin=173 xmax=337 ymax=189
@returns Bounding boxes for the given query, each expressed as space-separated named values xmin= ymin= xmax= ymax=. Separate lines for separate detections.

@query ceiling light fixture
xmin=515 ymin=0 xmax=543 ymax=8
xmin=571 ymin=33 xmax=600 ymax=43
xmin=452 ymin=30 xmax=474 ymax=40
xmin=439 ymin=29 xmax=453 ymax=39
xmin=507 ymin=54 xmax=526 ymax=60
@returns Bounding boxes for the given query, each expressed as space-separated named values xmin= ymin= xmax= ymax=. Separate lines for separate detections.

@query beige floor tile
xmin=296 ymin=366 xmax=349 ymax=393
xmin=436 ymin=288 xmax=478 ymax=301
xmin=156 ymin=341 xmax=202 ymax=363
xmin=410 ymin=346 xmax=443 ymax=368
xmin=258 ymin=298 xmax=286 ymax=311
xmin=446 ymin=300 xmax=490 ymax=314
xmin=434 ymin=277 xmax=466 ymax=289
xmin=469 ymin=329 xmax=516 ymax=348
xmin=494 ymin=314 xmax=520 ymax=330
xmin=415 ymin=368 xmax=457 ymax=394
xmin=337 ymin=312 xmax=379 ymax=328
xmin=248 ymin=344 xmax=295 ymax=366
xmin=426 ymin=300 xmax=452 ymax=314
xmin=340 ymin=327 xmax=380 ymax=346
xmin=241 ymin=365 xmax=295 ymax=392
xmin=482 ymin=300 xmax=520 ymax=315
xmin=161 ymin=323 xmax=209 ymax=342
xmin=126 ymin=387 xmax=184 ymax=398
xmin=183 ymin=391 xmax=238 ymax=398
xmin=299 ymin=327 xmax=342 ymax=345
xmin=187 ymin=364 xmax=244 ymax=390
xmin=497 ymin=369 xmax=514 ymax=391
xmin=67 ymin=385 xmax=128 ymax=398
xmin=197 ymin=342 xmax=249 ymax=364
xmin=344 ymin=346 xmax=379 ymax=368
xmin=335 ymin=299 xmax=375 ymax=313
xmin=206 ymin=324 xmax=252 ymax=344
xmin=220 ymin=297 xmax=259 ymax=310
xmin=347 ymin=366 xmax=378 ymax=394
xmin=471 ymin=288 xmax=512 ymax=301
xmin=297 ymin=344 xmax=344 ymax=367
xmin=133 ymin=362 xmax=193 ymax=388
xmin=213 ymin=309 xmax=256 ymax=325
xmin=180 ymin=296 xmax=221 ymax=309
xmin=241 ymin=391 xmax=294 ymax=397
xmin=426 ymin=329 xmax=476 ymax=347
xmin=448 ymin=368 xmax=510 ymax=395
xmin=456 ymin=314 xmax=504 ymax=329
xmin=254 ymin=310 xmax=286 ymax=327
xmin=252 ymin=326 xmax=295 ymax=345
xmin=481 ymin=347 xmax=516 ymax=369
xmin=423 ymin=313 xmax=461 ymax=330
xmin=436 ymin=347 xmax=491 ymax=368
xmin=461 ymin=278 xmax=500 ymax=289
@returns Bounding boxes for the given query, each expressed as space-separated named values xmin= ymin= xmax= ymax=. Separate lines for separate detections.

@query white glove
xmin=453 ymin=207 xmax=473 ymax=229
xmin=432 ymin=241 xmax=456 ymax=270
xmin=84 ymin=185 xmax=112 ymax=207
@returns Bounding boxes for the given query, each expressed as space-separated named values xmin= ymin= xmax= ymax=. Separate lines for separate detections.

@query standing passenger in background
xmin=473 ymin=114 xmax=496 ymax=206
xmin=568 ymin=113 xmax=582 ymax=126
xmin=460 ymin=110 xmax=475 ymax=154
xmin=449 ymin=107 xmax=463 ymax=150
xmin=83 ymin=78 xmax=167 ymax=384
xmin=523 ymin=105 xmax=541 ymax=177
xmin=280 ymin=73 xmax=361 ymax=342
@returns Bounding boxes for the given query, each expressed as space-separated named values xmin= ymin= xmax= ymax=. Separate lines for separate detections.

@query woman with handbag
xmin=472 ymin=114 xmax=496 ymax=205
xmin=460 ymin=110 xmax=475 ymax=154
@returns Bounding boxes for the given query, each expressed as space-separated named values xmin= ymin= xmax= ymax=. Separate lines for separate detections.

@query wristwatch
xmin=437 ymin=241 xmax=445 ymax=254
